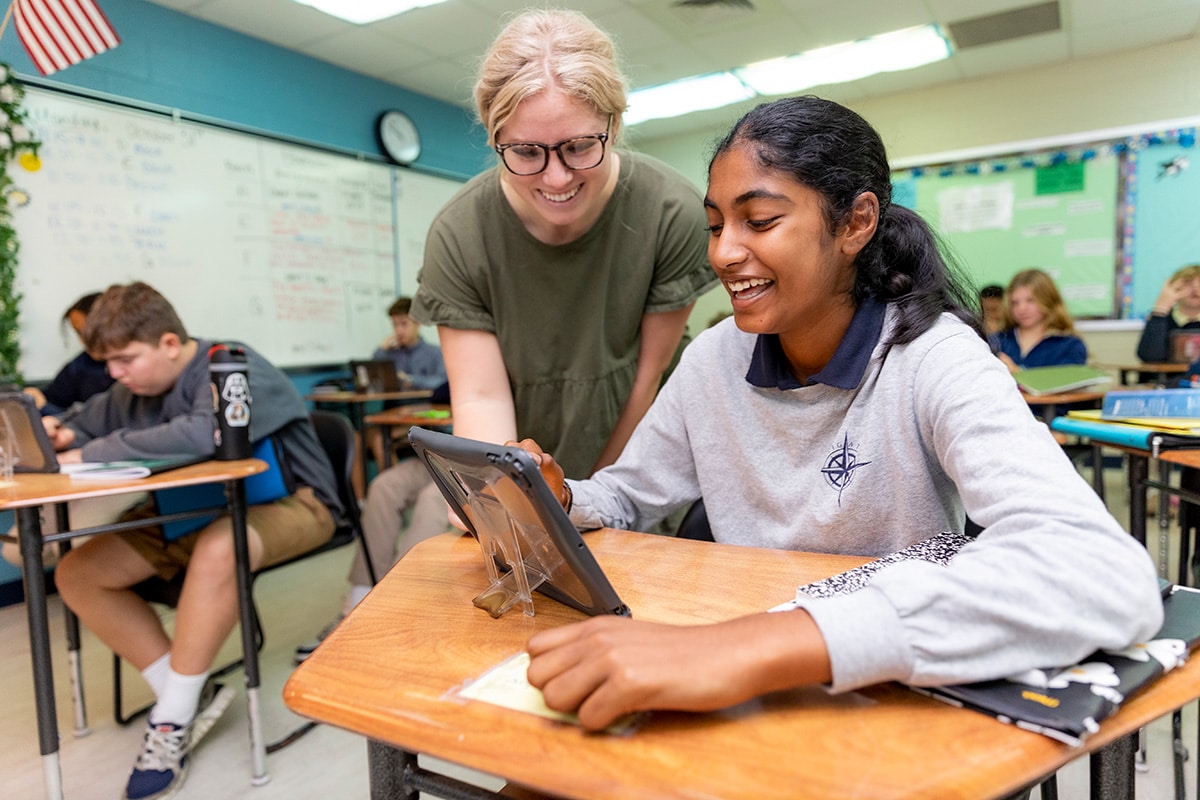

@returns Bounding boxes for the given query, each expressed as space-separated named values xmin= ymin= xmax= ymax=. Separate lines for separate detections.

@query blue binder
xmin=1050 ymin=416 xmax=1200 ymax=451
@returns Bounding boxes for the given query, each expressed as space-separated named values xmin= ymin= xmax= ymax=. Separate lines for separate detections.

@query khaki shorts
xmin=118 ymin=486 xmax=335 ymax=581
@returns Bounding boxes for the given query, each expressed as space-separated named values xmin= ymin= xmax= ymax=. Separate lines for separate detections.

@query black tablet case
xmin=408 ymin=426 xmax=630 ymax=619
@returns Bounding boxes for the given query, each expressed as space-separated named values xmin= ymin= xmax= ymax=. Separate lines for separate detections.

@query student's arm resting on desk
xmin=557 ymin=318 xmax=1162 ymax=706
xmin=527 ymin=608 xmax=831 ymax=731
xmin=63 ymin=380 xmax=214 ymax=461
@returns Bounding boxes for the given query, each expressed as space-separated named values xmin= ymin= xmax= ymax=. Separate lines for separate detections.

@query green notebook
xmin=1014 ymin=365 xmax=1112 ymax=396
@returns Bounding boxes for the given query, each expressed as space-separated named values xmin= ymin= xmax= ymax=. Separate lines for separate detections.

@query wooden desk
xmin=1096 ymin=362 xmax=1189 ymax=388
xmin=284 ymin=530 xmax=1193 ymax=800
xmin=363 ymin=404 xmax=452 ymax=468
xmin=308 ymin=389 xmax=434 ymax=477
xmin=0 ymin=459 xmax=267 ymax=800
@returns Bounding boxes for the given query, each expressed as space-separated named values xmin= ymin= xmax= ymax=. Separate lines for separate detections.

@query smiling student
xmin=514 ymin=96 xmax=1162 ymax=733
xmin=989 ymin=269 xmax=1087 ymax=371
xmin=410 ymin=9 xmax=715 ymax=480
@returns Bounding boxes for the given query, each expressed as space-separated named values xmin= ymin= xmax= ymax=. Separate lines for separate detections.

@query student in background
xmin=361 ymin=296 xmax=446 ymax=474
xmin=23 ymin=292 xmax=114 ymax=416
xmin=1137 ymin=264 xmax=1200 ymax=363
xmin=49 ymin=282 xmax=340 ymax=800
xmin=989 ymin=269 xmax=1087 ymax=372
xmin=371 ymin=296 xmax=446 ymax=390
xmin=411 ymin=9 xmax=715 ymax=480
xmin=4 ymin=292 xmax=123 ymax=568
xmin=513 ymin=95 xmax=1161 ymax=732
xmin=978 ymin=283 xmax=1005 ymax=336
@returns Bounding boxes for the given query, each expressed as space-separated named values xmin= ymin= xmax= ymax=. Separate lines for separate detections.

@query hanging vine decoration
xmin=0 ymin=63 xmax=41 ymax=384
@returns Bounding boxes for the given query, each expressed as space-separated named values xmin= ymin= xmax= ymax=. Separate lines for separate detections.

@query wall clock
xmin=376 ymin=110 xmax=421 ymax=165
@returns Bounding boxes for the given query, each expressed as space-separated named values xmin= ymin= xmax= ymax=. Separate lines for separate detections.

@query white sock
xmin=140 ymin=653 xmax=171 ymax=699
xmin=148 ymin=666 xmax=208 ymax=726
xmin=342 ymin=584 xmax=371 ymax=614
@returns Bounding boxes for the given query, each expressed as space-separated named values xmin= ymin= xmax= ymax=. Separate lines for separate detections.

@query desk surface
xmin=1022 ymin=389 xmax=1107 ymax=405
xmin=363 ymin=404 xmax=452 ymax=428
xmin=307 ymin=389 xmax=433 ymax=404
xmin=284 ymin=530 xmax=1200 ymax=800
xmin=0 ymin=459 xmax=267 ymax=510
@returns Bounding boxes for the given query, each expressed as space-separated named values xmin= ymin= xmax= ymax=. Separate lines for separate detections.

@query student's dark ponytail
xmin=710 ymin=95 xmax=985 ymax=345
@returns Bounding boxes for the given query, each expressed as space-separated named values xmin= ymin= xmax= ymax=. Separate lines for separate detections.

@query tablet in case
xmin=408 ymin=426 xmax=630 ymax=620
xmin=0 ymin=391 xmax=59 ymax=473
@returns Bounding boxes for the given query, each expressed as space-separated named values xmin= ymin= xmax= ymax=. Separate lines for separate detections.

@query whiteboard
xmin=11 ymin=88 xmax=463 ymax=380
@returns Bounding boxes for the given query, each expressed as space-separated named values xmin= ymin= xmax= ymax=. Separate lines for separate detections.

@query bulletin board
xmin=10 ymin=87 xmax=462 ymax=380
xmin=1126 ymin=138 xmax=1200 ymax=319
xmin=893 ymin=154 xmax=1121 ymax=318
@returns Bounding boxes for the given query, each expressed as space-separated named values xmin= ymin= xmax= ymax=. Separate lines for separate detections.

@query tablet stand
xmin=468 ymin=484 xmax=566 ymax=619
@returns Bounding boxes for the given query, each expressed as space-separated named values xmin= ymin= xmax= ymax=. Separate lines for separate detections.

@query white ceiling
xmin=143 ymin=0 xmax=1200 ymax=142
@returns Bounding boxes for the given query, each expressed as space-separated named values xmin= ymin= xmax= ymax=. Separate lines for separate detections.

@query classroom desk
xmin=308 ymin=389 xmax=433 ymax=477
xmin=0 ymin=459 xmax=267 ymax=800
xmin=1097 ymin=362 xmax=1189 ymax=388
xmin=362 ymin=404 xmax=453 ymax=468
xmin=283 ymin=529 xmax=1192 ymax=800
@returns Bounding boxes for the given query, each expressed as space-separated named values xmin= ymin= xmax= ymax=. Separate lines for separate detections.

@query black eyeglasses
xmin=494 ymin=116 xmax=612 ymax=176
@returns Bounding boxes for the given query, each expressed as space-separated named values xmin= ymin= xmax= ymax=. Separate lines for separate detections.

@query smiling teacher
xmin=410 ymin=8 xmax=716 ymax=480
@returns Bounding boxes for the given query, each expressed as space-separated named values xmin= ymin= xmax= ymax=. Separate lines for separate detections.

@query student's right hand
xmin=510 ymin=438 xmax=568 ymax=510
xmin=42 ymin=417 xmax=76 ymax=451
xmin=1154 ymin=277 xmax=1184 ymax=315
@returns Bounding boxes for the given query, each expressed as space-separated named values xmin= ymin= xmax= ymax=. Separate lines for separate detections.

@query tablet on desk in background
xmin=408 ymin=426 xmax=630 ymax=620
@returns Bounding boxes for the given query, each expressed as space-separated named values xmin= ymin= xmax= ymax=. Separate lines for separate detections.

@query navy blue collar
xmin=746 ymin=299 xmax=887 ymax=390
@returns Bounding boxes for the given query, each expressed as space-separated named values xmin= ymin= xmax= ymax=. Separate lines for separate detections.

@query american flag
xmin=13 ymin=0 xmax=120 ymax=76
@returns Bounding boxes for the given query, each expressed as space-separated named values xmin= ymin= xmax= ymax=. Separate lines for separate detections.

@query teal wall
xmin=0 ymin=0 xmax=490 ymax=177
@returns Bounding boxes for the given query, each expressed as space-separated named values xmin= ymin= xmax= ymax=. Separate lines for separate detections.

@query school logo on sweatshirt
xmin=821 ymin=433 xmax=872 ymax=505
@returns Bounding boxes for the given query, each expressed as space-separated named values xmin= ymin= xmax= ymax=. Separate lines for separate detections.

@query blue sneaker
xmin=122 ymin=721 xmax=191 ymax=800
xmin=123 ymin=681 xmax=234 ymax=800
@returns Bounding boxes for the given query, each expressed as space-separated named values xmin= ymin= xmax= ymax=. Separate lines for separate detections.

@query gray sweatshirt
xmin=568 ymin=305 xmax=1162 ymax=693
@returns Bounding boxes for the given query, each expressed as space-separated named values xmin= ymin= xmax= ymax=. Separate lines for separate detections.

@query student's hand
xmin=525 ymin=611 xmax=833 ymax=731
xmin=55 ymin=449 xmax=83 ymax=464
xmin=380 ymin=334 xmax=399 ymax=349
xmin=1154 ymin=278 xmax=1184 ymax=315
xmin=396 ymin=370 xmax=413 ymax=388
xmin=997 ymin=353 xmax=1018 ymax=373
xmin=510 ymin=438 xmax=568 ymax=509
xmin=42 ymin=417 xmax=76 ymax=451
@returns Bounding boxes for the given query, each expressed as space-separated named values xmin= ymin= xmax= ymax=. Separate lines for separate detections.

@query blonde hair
xmin=1003 ymin=269 xmax=1076 ymax=334
xmin=473 ymin=9 xmax=627 ymax=148
xmin=1170 ymin=264 xmax=1200 ymax=284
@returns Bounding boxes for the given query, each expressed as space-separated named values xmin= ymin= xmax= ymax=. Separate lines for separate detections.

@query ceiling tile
xmin=183 ymin=0 xmax=347 ymax=49
xmin=953 ymin=31 xmax=1071 ymax=79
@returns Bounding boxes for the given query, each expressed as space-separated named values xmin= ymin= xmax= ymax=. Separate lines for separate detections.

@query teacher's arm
xmin=438 ymin=326 xmax=517 ymax=445
xmin=590 ymin=304 xmax=693 ymax=473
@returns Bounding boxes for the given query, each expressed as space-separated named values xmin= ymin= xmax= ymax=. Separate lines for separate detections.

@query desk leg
xmin=1090 ymin=734 xmax=1135 ymax=800
xmin=366 ymin=739 xmax=506 ymax=800
xmin=382 ymin=426 xmax=394 ymax=470
xmin=19 ymin=506 xmax=64 ymax=800
xmin=54 ymin=504 xmax=91 ymax=739
xmin=1128 ymin=454 xmax=1148 ymax=548
xmin=352 ymin=405 xmax=372 ymax=486
xmin=227 ymin=478 xmax=270 ymax=786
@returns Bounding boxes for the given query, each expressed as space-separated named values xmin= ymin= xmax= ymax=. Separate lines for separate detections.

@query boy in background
xmin=49 ymin=282 xmax=340 ymax=800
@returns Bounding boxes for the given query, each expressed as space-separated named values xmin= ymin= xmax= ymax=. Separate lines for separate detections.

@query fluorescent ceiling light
xmin=290 ymin=0 xmax=447 ymax=25
xmin=626 ymin=24 xmax=950 ymax=125
xmin=624 ymin=72 xmax=755 ymax=126
xmin=737 ymin=25 xmax=950 ymax=96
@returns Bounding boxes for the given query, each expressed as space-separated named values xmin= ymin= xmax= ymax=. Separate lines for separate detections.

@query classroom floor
xmin=0 ymin=458 xmax=1194 ymax=800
